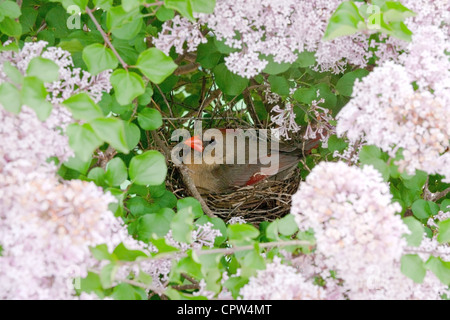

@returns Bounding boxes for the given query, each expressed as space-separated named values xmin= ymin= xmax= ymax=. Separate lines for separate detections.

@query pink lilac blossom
xmin=0 ymin=42 xmax=130 ymax=299
xmin=303 ymin=98 xmax=335 ymax=148
xmin=0 ymin=41 xmax=112 ymax=128
xmin=270 ymin=103 xmax=300 ymax=140
xmin=239 ymin=256 xmax=324 ymax=300
xmin=336 ymin=57 xmax=450 ymax=181
xmin=155 ymin=0 xmax=374 ymax=78
xmin=153 ymin=15 xmax=207 ymax=55
xmin=291 ymin=161 xmax=447 ymax=299
xmin=227 ymin=216 xmax=247 ymax=225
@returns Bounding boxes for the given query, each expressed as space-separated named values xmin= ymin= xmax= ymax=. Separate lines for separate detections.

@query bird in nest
xmin=181 ymin=129 xmax=319 ymax=194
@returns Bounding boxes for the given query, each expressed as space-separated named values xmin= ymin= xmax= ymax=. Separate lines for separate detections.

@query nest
xmin=155 ymin=109 xmax=307 ymax=225
xmin=166 ymin=161 xmax=301 ymax=225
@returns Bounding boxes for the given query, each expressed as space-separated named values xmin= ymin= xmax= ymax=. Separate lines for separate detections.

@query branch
xmin=243 ymin=88 xmax=263 ymax=127
xmin=85 ymin=7 xmax=129 ymax=70
xmin=429 ymin=187 xmax=450 ymax=202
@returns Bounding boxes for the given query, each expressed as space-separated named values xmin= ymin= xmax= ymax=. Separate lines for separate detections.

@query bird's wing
xmin=216 ymin=152 xmax=302 ymax=187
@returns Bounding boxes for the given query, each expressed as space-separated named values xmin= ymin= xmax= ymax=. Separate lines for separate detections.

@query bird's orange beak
xmin=184 ymin=136 xmax=204 ymax=152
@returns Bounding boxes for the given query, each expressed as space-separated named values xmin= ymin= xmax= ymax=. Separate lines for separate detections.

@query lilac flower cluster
xmin=337 ymin=25 xmax=450 ymax=181
xmin=270 ymin=103 xmax=300 ymax=140
xmin=291 ymin=162 xmax=447 ymax=299
xmin=0 ymin=42 xmax=125 ymax=299
xmin=152 ymin=15 xmax=207 ymax=56
xmin=239 ymin=256 xmax=324 ymax=300
xmin=155 ymin=0 xmax=374 ymax=78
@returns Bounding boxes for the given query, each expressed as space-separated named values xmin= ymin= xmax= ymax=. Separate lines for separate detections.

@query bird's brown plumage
xmin=182 ymin=130 xmax=319 ymax=194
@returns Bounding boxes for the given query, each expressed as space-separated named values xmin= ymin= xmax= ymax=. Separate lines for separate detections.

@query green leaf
xmin=94 ymin=0 xmax=113 ymax=10
xmin=191 ymin=0 xmax=216 ymax=13
xmin=196 ymin=38 xmax=222 ymax=69
xmin=138 ymin=108 xmax=163 ymax=130
xmin=295 ymin=51 xmax=316 ymax=68
xmin=136 ymin=48 xmax=178 ymax=84
xmin=106 ymin=6 xmax=143 ymax=40
xmin=440 ymin=199 xmax=450 ymax=212
xmin=79 ymin=272 xmax=102 ymax=294
xmin=411 ymin=200 xmax=439 ymax=220
xmin=82 ymin=44 xmax=119 ymax=76
xmin=64 ymin=155 xmax=91 ymax=175
xmin=262 ymin=55 xmax=291 ymax=75
xmin=19 ymin=7 xmax=38 ymax=34
xmin=278 ymin=214 xmax=299 ymax=236
xmin=124 ymin=121 xmax=141 ymax=150
xmin=63 ymin=93 xmax=104 ymax=121
xmin=138 ymin=86 xmax=154 ymax=105
xmin=122 ymin=0 xmax=141 ymax=12
xmin=112 ymin=283 xmax=142 ymax=300
xmin=323 ymin=1 xmax=364 ymax=41
xmin=425 ymin=256 xmax=450 ymax=286
xmin=268 ymin=75 xmax=290 ymax=96
xmin=401 ymin=170 xmax=428 ymax=191
xmin=228 ymin=224 xmax=259 ymax=244
xmin=21 ymin=76 xmax=53 ymax=121
xmin=87 ymin=167 xmax=106 ymax=186
xmin=0 ymin=1 xmax=21 ymax=19
xmin=0 ymin=82 xmax=21 ymax=114
xmin=293 ymin=87 xmax=317 ymax=105
xmin=3 ymin=61 xmax=23 ymax=85
xmin=223 ymin=276 xmax=249 ymax=299
xmin=113 ymin=242 xmax=147 ymax=261
xmin=213 ymin=63 xmax=249 ymax=96
xmin=110 ymin=69 xmax=145 ymax=105
xmin=129 ymin=150 xmax=167 ymax=186
xmin=153 ymin=190 xmax=177 ymax=208
xmin=90 ymin=244 xmax=114 ymax=261
xmin=105 ymin=158 xmax=128 ymax=187
xmin=402 ymin=217 xmax=424 ymax=247
xmin=336 ymin=69 xmax=369 ymax=97
xmin=359 ymin=145 xmax=382 ymax=162
xmin=156 ymin=6 xmax=175 ymax=21
xmin=327 ymin=135 xmax=348 ymax=152
xmin=437 ymin=219 xmax=450 ymax=244
xmin=66 ymin=123 xmax=103 ymax=162
xmin=100 ymin=263 xmax=118 ymax=289
xmin=27 ymin=57 xmax=59 ymax=83
xmin=177 ymin=197 xmax=203 ymax=219
xmin=137 ymin=208 xmax=175 ymax=239
xmin=171 ymin=207 xmax=194 ymax=243
xmin=382 ymin=1 xmax=416 ymax=22
xmin=401 ymin=254 xmax=426 ymax=283
xmin=127 ymin=196 xmax=157 ymax=216
xmin=0 ymin=17 xmax=22 ymax=37
xmin=164 ymin=0 xmax=194 ymax=21
xmin=90 ymin=117 xmax=129 ymax=153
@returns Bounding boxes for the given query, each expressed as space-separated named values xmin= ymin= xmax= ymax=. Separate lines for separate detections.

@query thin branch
xmin=174 ymin=63 xmax=200 ymax=76
xmin=242 ymin=88 xmax=263 ymax=127
xmin=195 ymin=239 xmax=312 ymax=256
xmin=155 ymin=84 xmax=174 ymax=118
xmin=429 ymin=186 xmax=450 ymax=202
xmin=150 ymin=239 xmax=313 ymax=261
xmin=85 ymin=7 xmax=129 ymax=70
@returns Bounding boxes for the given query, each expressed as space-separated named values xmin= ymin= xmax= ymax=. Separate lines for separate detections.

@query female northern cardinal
xmin=182 ymin=129 xmax=319 ymax=194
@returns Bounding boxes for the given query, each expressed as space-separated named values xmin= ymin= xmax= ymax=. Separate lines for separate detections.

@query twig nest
xmin=167 ymin=162 xmax=301 ymax=224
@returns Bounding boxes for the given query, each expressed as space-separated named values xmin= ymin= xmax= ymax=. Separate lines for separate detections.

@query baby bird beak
xmin=184 ymin=136 xmax=204 ymax=152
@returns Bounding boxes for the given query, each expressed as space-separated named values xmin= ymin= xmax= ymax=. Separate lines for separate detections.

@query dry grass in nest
xmin=166 ymin=162 xmax=301 ymax=225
